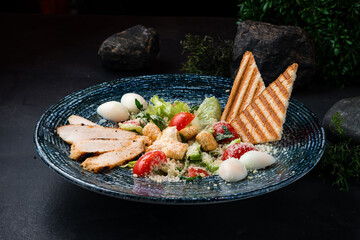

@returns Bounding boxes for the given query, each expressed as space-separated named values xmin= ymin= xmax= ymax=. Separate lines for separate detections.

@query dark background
xmin=1 ymin=1 xmax=360 ymax=240
xmin=2 ymin=0 xmax=239 ymax=17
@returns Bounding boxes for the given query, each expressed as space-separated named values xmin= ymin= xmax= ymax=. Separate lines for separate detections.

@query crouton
xmin=179 ymin=126 xmax=199 ymax=141
xmin=142 ymin=123 xmax=161 ymax=141
xmin=146 ymin=126 xmax=188 ymax=159
xmin=146 ymin=141 xmax=188 ymax=160
xmin=196 ymin=131 xmax=218 ymax=151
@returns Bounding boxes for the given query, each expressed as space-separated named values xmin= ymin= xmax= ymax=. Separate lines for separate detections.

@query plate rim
xmin=33 ymin=73 xmax=326 ymax=204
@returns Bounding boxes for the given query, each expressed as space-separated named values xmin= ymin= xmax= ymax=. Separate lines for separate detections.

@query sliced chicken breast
xmin=80 ymin=137 xmax=147 ymax=173
xmin=57 ymin=125 xmax=137 ymax=144
xmin=68 ymin=115 xmax=99 ymax=126
xmin=70 ymin=138 xmax=133 ymax=160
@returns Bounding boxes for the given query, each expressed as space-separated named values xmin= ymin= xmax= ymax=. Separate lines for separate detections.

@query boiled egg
xmin=121 ymin=93 xmax=148 ymax=113
xmin=240 ymin=150 xmax=275 ymax=170
xmin=218 ymin=158 xmax=247 ymax=182
xmin=97 ymin=101 xmax=129 ymax=122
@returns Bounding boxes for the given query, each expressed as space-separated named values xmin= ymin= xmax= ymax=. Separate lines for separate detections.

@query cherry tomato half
xmin=222 ymin=142 xmax=258 ymax=161
xmin=123 ymin=119 xmax=141 ymax=126
xmin=123 ymin=119 xmax=147 ymax=126
xmin=169 ymin=112 xmax=195 ymax=131
xmin=133 ymin=150 xmax=167 ymax=177
xmin=188 ymin=167 xmax=210 ymax=178
xmin=212 ymin=121 xmax=239 ymax=144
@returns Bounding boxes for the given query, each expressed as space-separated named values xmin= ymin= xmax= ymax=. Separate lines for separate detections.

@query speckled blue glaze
xmin=34 ymin=74 xmax=326 ymax=204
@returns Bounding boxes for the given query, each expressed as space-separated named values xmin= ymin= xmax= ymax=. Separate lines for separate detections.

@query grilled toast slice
xmin=221 ymin=51 xmax=265 ymax=122
xmin=230 ymin=63 xmax=298 ymax=144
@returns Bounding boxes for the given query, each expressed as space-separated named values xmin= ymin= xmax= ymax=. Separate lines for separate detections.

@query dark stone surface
xmin=232 ymin=20 xmax=316 ymax=89
xmin=323 ymin=96 xmax=360 ymax=143
xmin=98 ymin=25 xmax=159 ymax=70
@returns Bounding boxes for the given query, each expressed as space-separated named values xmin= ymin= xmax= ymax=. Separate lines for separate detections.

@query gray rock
xmin=323 ymin=96 xmax=360 ymax=143
xmin=232 ymin=20 xmax=316 ymax=89
xmin=98 ymin=25 xmax=159 ymax=70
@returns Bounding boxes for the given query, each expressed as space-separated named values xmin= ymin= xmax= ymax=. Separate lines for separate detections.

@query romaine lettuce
xmin=195 ymin=97 xmax=222 ymax=129
xmin=146 ymin=95 xmax=189 ymax=120
xmin=118 ymin=123 xmax=143 ymax=134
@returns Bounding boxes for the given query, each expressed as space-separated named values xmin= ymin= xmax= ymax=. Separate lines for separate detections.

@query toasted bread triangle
xmin=230 ymin=63 xmax=298 ymax=144
xmin=221 ymin=51 xmax=265 ymax=122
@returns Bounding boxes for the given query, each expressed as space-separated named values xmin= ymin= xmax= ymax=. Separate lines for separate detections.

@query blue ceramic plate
xmin=34 ymin=74 xmax=325 ymax=204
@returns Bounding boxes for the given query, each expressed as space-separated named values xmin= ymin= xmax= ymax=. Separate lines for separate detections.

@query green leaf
xmin=226 ymin=138 xmax=242 ymax=148
xmin=119 ymin=123 xmax=143 ymax=134
xmin=189 ymin=105 xmax=199 ymax=114
xmin=180 ymin=34 xmax=233 ymax=77
xmin=316 ymin=112 xmax=360 ymax=191
xmin=136 ymin=111 xmax=166 ymax=130
xmin=120 ymin=160 xmax=137 ymax=169
xmin=149 ymin=114 xmax=167 ymax=131
xmin=135 ymin=99 xmax=143 ymax=111
xmin=179 ymin=175 xmax=203 ymax=181
xmin=215 ymin=125 xmax=234 ymax=142
xmin=235 ymin=0 xmax=360 ymax=87
xmin=146 ymin=95 xmax=189 ymax=120
xmin=195 ymin=96 xmax=222 ymax=129
xmin=263 ymin=1 xmax=268 ymax=12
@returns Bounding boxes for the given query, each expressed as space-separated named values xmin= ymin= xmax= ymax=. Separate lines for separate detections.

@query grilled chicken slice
xmin=80 ymin=136 xmax=147 ymax=173
xmin=70 ymin=138 xmax=134 ymax=160
xmin=57 ymin=124 xmax=137 ymax=144
xmin=68 ymin=115 xmax=99 ymax=126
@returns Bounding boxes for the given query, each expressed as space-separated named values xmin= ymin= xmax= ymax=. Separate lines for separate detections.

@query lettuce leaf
xmin=120 ymin=160 xmax=137 ymax=169
xmin=118 ymin=123 xmax=143 ymax=134
xmin=146 ymin=95 xmax=189 ymax=120
xmin=195 ymin=97 xmax=222 ymax=129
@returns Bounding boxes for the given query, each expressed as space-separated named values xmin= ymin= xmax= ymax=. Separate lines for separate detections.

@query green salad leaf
xmin=225 ymin=138 xmax=242 ymax=149
xmin=186 ymin=141 xmax=202 ymax=161
xmin=201 ymin=152 xmax=220 ymax=173
xmin=118 ymin=123 xmax=143 ymax=134
xmin=146 ymin=95 xmax=190 ymax=120
xmin=136 ymin=111 xmax=167 ymax=130
xmin=189 ymin=105 xmax=199 ymax=113
xmin=179 ymin=175 xmax=203 ymax=181
xmin=195 ymin=96 xmax=222 ymax=129
xmin=135 ymin=99 xmax=144 ymax=111
xmin=120 ymin=160 xmax=137 ymax=169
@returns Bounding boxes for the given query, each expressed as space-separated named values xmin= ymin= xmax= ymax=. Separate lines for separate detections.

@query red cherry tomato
xmin=123 ymin=119 xmax=146 ymax=126
xmin=133 ymin=150 xmax=167 ymax=177
xmin=212 ymin=121 xmax=239 ymax=143
xmin=188 ymin=167 xmax=210 ymax=178
xmin=169 ymin=112 xmax=195 ymax=131
xmin=222 ymin=142 xmax=258 ymax=161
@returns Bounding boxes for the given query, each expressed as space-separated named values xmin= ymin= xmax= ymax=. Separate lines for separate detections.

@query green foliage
xmin=237 ymin=0 xmax=360 ymax=87
xmin=180 ymin=34 xmax=233 ymax=77
xmin=329 ymin=112 xmax=346 ymax=138
xmin=316 ymin=112 xmax=360 ymax=191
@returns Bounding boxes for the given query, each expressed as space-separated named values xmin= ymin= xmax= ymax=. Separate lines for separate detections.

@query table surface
xmin=1 ymin=13 xmax=359 ymax=240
